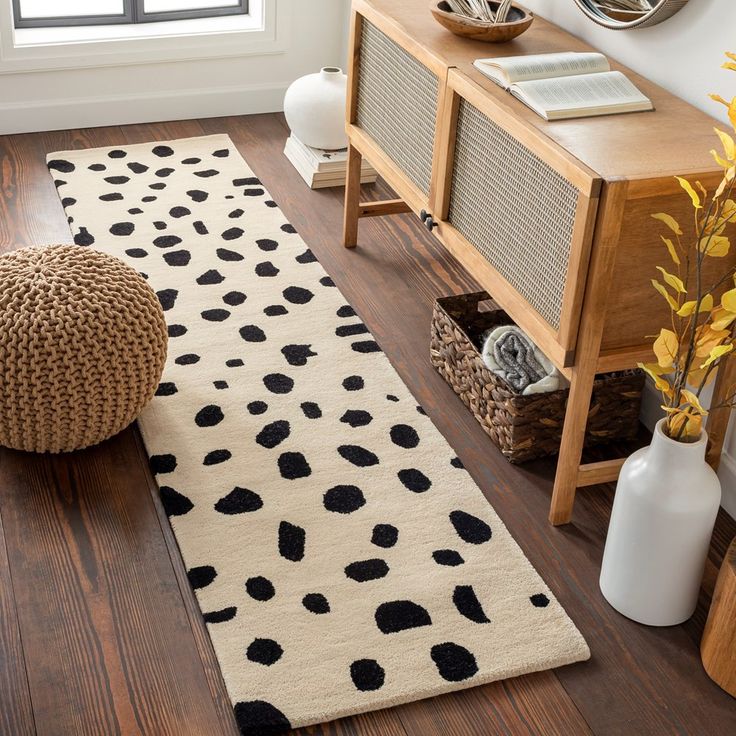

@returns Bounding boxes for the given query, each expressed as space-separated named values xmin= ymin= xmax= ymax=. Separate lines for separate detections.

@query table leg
xmin=342 ymin=144 xmax=362 ymax=248
xmin=549 ymin=361 xmax=598 ymax=526
xmin=706 ymin=354 xmax=736 ymax=469
xmin=547 ymin=181 xmax=625 ymax=525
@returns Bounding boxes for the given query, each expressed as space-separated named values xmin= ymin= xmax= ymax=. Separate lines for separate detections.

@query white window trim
xmin=0 ymin=0 xmax=289 ymax=74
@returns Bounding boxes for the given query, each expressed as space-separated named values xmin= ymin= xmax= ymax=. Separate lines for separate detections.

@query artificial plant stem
xmin=696 ymin=361 xmax=719 ymax=397
xmin=673 ymin=181 xmax=735 ymax=438
xmin=677 ymin=193 xmax=718 ymax=408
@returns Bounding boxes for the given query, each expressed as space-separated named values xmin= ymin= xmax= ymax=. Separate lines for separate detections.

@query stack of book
xmin=284 ymin=134 xmax=377 ymax=189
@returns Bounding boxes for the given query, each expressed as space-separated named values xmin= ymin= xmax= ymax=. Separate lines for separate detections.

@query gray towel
xmin=481 ymin=326 xmax=548 ymax=393
xmin=482 ymin=325 xmax=564 ymax=395
xmin=493 ymin=330 xmax=546 ymax=392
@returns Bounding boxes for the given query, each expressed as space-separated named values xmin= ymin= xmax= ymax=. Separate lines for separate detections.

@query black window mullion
xmin=13 ymin=0 xmax=249 ymax=29
xmin=134 ymin=0 xmax=249 ymax=25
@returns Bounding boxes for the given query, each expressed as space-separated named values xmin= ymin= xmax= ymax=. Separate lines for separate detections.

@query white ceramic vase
xmin=283 ymin=66 xmax=348 ymax=150
xmin=599 ymin=418 xmax=721 ymax=626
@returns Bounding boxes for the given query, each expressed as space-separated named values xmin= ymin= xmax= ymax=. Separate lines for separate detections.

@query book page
xmin=513 ymin=71 xmax=651 ymax=114
xmin=474 ymin=52 xmax=609 ymax=86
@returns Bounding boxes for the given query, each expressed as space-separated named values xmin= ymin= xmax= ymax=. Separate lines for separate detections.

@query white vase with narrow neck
xmin=283 ymin=66 xmax=348 ymax=151
xmin=599 ymin=418 xmax=721 ymax=626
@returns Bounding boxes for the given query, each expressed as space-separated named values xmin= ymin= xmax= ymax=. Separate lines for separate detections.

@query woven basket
xmin=430 ymin=291 xmax=644 ymax=463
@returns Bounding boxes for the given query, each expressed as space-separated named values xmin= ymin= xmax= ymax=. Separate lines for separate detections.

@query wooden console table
xmin=342 ymin=0 xmax=735 ymax=524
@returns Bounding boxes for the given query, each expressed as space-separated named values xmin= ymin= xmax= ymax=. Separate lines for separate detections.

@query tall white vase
xmin=283 ymin=67 xmax=348 ymax=150
xmin=599 ymin=418 xmax=721 ymax=626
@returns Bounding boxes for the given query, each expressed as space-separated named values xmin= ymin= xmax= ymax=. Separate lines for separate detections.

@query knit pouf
xmin=0 ymin=245 xmax=168 ymax=453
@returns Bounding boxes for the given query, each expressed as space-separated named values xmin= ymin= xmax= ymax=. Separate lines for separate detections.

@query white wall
xmin=533 ymin=0 xmax=736 ymax=517
xmin=523 ymin=0 xmax=735 ymax=126
xmin=339 ymin=0 xmax=352 ymax=68
xmin=0 ymin=0 xmax=349 ymax=134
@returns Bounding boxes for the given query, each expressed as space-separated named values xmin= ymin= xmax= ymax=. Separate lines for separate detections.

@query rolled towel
xmin=481 ymin=325 xmax=563 ymax=395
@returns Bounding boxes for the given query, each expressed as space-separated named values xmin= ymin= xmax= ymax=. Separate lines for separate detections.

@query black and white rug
xmin=47 ymin=134 xmax=588 ymax=734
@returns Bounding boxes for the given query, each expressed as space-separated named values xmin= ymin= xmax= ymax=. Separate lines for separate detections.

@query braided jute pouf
xmin=0 ymin=244 xmax=168 ymax=453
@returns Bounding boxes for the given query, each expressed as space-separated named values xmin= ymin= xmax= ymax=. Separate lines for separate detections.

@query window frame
xmin=12 ymin=0 xmax=249 ymax=28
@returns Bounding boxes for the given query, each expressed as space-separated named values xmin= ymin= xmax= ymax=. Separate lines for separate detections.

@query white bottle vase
xmin=599 ymin=418 xmax=721 ymax=626
xmin=283 ymin=66 xmax=348 ymax=150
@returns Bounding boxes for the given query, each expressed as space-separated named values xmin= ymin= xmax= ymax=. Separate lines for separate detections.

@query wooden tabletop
xmin=361 ymin=0 xmax=722 ymax=181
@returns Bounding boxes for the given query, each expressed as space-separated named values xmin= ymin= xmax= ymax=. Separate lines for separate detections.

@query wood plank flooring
xmin=1 ymin=114 xmax=735 ymax=736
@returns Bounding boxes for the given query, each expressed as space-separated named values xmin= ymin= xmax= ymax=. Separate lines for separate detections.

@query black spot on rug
xmin=233 ymin=701 xmax=291 ymax=735
xmin=245 ymin=576 xmax=275 ymax=601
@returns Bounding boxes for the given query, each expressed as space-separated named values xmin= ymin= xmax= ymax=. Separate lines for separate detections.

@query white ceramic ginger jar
xmin=283 ymin=66 xmax=348 ymax=150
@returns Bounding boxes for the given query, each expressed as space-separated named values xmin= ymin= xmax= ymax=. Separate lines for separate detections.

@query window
xmin=12 ymin=0 xmax=249 ymax=28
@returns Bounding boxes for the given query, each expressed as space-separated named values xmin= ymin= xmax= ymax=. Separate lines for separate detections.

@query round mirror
xmin=572 ymin=0 xmax=690 ymax=29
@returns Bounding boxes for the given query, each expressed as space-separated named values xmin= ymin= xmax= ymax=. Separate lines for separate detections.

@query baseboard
xmin=639 ymin=378 xmax=735 ymax=518
xmin=0 ymin=80 xmax=288 ymax=135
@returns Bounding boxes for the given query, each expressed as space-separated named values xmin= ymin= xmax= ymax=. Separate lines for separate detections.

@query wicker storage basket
xmin=430 ymin=291 xmax=644 ymax=463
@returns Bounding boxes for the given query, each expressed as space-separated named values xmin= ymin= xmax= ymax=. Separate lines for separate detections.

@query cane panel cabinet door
xmin=346 ymin=1 xmax=450 ymax=215
xmin=431 ymin=70 xmax=602 ymax=369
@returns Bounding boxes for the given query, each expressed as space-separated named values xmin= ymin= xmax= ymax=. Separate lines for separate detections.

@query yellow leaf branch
xmin=645 ymin=52 xmax=736 ymax=441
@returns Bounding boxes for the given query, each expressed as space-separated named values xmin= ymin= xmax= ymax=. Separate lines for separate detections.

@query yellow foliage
xmin=681 ymin=389 xmax=709 ymax=415
xmin=653 ymin=328 xmax=678 ymax=368
xmin=703 ymin=214 xmax=725 ymax=236
xmin=712 ymin=147 xmax=731 ymax=170
xmin=677 ymin=294 xmax=713 ymax=317
xmin=640 ymin=362 xmax=668 ymax=375
xmin=701 ymin=343 xmax=733 ymax=368
xmin=651 ymin=279 xmax=678 ymax=310
xmin=699 ymin=233 xmax=730 ymax=256
xmin=647 ymin=53 xmax=736 ymax=442
xmin=667 ymin=410 xmax=703 ymax=441
xmin=655 ymin=266 xmax=686 ymax=293
xmin=715 ymin=167 xmax=736 ymax=200
xmin=687 ymin=366 xmax=716 ymax=388
xmin=686 ymin=414 xmax=703 ymax=440
xmin=711 ymin=306 xmax=736 ymax=330
xmin=709 ymin=76 xmax=736 ymax=131
xmin=715 ymin=128 xmax=736 ymax=160
xmin=651 ymin=212 xmax=682 ymax=235
xmin=695 ymin=325 xmax=730 ymax=357
xmin=710 ymin=66 xmax=736 ymax=130
xmin=676 ymin=176 xmax=702 ymax=208
xmin=639 ymin=362 xmax=672 ymax=395
xmin=661 ymin=235 xmax=680 ymax=264
xmin=722 ymin=288 xmax=736 ymax=312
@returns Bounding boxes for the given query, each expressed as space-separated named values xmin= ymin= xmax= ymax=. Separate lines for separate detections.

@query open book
xmin=473 ymin=52 xmax=653 ymax=121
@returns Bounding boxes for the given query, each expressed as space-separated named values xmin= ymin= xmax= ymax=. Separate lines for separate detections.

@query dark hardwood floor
xmin=1 ymin=113 xmax=735 ymax=736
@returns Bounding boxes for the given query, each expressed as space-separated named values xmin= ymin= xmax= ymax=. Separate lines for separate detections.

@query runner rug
xmin=47 ymin=135 xmax=589 ymax=734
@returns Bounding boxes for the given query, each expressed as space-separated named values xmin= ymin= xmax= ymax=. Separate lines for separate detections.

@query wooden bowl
xmin=430 ymin=1 xmax=534 ymax=43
